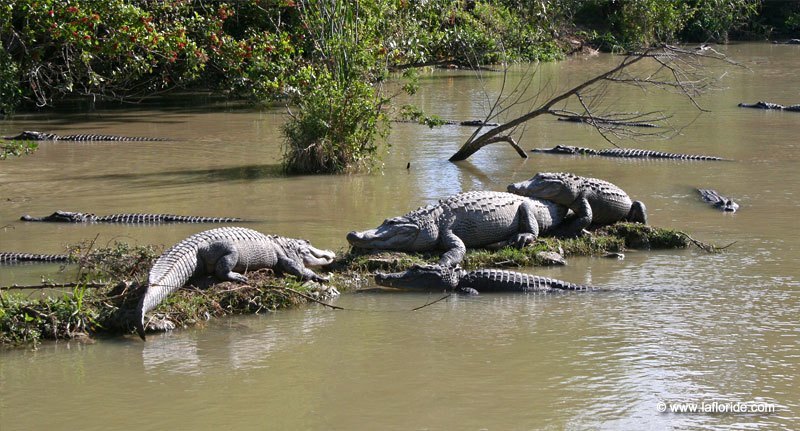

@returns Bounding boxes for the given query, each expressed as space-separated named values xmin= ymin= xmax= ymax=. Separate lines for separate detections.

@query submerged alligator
xmin=738 ymin=102 xmax=800 ymax=112
xmin=532 ymin=145 xmax=726 ymax=161
xmin=697 ymin=189 xmax=739 ymax=213
xmin=3 ymin=131 xmax=167 ymax=141
xmin=375 ymin=264 xmax=595 ymax=294
xmin=0 ymin=252 xmax=69 ymax=264
xmin=347 ymin=191 xmax=568 ymax=266
xmin=508 ymin=172 xmax=646 ymax=237
xmin=136 ymin=227 xmax=335 ymax=340
xmin=556 ymin=116 xmax=658 ymax=128
xmin=21 ymin=210 xmax=241 ymax=224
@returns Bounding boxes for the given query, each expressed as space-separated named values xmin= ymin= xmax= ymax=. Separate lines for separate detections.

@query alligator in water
xmin=136 ymin=227 xmax=335 ymax=340
xmin=3 ymin=131 xmax=167 ymax=141
xmin=508 ymin=172 xmax=646 ymax=237
xmin=772 ymin=39 xmax=800 ymax=45
xmin=697 ymin=189 xmax=739 ymax=213
xmin=21 ymin=210 xmax=241 ymax=224
xmin=738 ymin=102 xmax=800 ymax=112
xmin=375 ymin=264 xmax=595 ymax=294
xmin=531 ymin=145 xmax=726 ymax=161
xmin=556 ymin=116 xmax=658 ymax=128
xmin=0 ymin=252 xmax=69 ymax=264
xmin=346 ymin=191 xmax=568 ymax=266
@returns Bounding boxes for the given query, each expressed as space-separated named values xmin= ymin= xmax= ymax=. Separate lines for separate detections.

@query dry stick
xmin=1 ymin=282 xmax=107 ymax=290
xmin=278 ymin=287 xmax=346 ymax=310
xmin=411 ymin=294 xmax=453 ymax=311
xmin=678 ymin=232 xmax=736 ymax=253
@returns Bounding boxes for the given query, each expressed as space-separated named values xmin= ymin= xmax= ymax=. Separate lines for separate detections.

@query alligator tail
xmin=138 ymin=234 xmax=202 ymax=340
xmin=0 ymin=252 xmax=69 ymax=263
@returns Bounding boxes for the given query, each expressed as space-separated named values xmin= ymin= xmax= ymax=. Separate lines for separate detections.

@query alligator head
xmin=374 ymin=264 xmax=461 ymax=290
xmin=4 ymin=131 xmax=51 ymax=141
xmin=507 ymin=172 xmax=580 ymax=206
xmin=20 ymin=210 xmax=95 ymax=222
xmin=532 ymin=145 xmax=580 ymax=154
xmin=347 ymin=215 xmax=435 ymax=251
xmin=717 ymin=199 xmax=739 ymax=213
xmin=289 ymin=239 xmax=336 ymax=267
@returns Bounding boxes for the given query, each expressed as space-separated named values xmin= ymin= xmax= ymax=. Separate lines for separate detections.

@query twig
xmin=411 ymin=294 xmax=452 ymax=311
xmin=1 ymin=282 xmax=107 ymax=290
xmin=278 ymin=287 xmax=345 ymax=310
xmin=678 ymin=232 xmax=734 ymax=253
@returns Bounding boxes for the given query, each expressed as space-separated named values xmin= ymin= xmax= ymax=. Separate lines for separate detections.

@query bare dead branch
xmin=450 ymin=45 xmax=736 ymax=162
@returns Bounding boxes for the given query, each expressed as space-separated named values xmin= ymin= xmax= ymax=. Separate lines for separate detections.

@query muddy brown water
xmin=1 ymin=43 xmax=798 ymax=429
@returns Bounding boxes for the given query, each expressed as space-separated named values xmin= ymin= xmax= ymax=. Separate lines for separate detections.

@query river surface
xmin=1 ymin=43 xmax=798 ymax=429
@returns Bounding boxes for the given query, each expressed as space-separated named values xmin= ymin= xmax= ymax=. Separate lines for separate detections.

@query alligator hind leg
xmin=626 ymin=201 xmax=647 ymax=224
xmin=208 ymin=243 xmax=248 ymax=282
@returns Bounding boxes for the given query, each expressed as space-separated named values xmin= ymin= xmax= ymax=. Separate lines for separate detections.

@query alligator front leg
xmin=554 ymin=197 xmax=593 ymax=237
xmin=277 ymin=257 xmax=330 ymax=282
xmin=439 ymin=229 xmax=467 ymax=266
xmin=514 ymin=200 xmax=541 ymax=246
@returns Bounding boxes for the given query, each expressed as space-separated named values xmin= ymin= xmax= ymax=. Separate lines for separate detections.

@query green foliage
xmin=681 ymin=0 xmax=759 ymax=43
xmin=1 ymin=141 xmax=38 ymax=159
xmin=574 ymin=0 xmax=760 ymax=48
xmin=281 ymin=1 xmax=390 ymax=174
xmin=67 ymin=241 xmax=160 ymax=282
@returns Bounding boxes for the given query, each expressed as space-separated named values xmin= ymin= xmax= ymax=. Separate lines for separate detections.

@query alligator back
xmin=442 ymin=191 xmax=565 ymax=246
xmin=0 ymin=252 xmax=69 ymax=264
xmin=599 ymin=148 xmax=725 ymax=161
xmin=21 ymin=211 xmax=240 ymax=223
xmin=96 ymin=213 xmax=241 ymax=223
xmin=532 ymin=145 xmax=725 ymax=161
xmin=460 ymin=269 xmax=594 ymax=292
xmin=4 ymin=131 xmax=167 ymax=141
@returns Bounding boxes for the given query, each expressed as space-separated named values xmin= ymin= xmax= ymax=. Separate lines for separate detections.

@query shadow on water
xmin=66 ymin=164 xmax=284 ymax=186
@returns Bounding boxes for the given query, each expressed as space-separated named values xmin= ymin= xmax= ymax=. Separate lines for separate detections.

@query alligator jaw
xmin=304 ymin=246 xmax=336 ymax=266
xmin=346 ymin=222 xmax=420 ymax=250
xmin=507 ymin=175 xmax=561 ymax=199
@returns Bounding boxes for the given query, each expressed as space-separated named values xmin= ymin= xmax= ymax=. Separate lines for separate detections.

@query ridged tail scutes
xmin=139 ymin=235 xmax=204 ymax=339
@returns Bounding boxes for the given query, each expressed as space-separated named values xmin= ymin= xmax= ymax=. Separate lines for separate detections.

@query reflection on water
xmin=1 ymin=43 xmax=799 ymax=429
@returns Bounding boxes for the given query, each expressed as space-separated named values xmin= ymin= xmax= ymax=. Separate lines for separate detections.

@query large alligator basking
xmin=508 ymin=172 xmax=646 ymax=237
xmin=136 ymin=227 xmax=335 ymax=340
xmin=3 ymin=131 xmax=167 ymax=141
xmin=21 ymin=210 xmax=240 ymax=224
xmin=697 ymin=189 xmax=739 ymax=213
xmin=0 ymin=252 xmax=69 ymax=264
xmin=532 ymin=145 xmax=726 ymax=161
xmin=375 ymin=264 xmax=595 ymax=294
xmin=738 ymin=101 xmax=800 ymax=112
xmin=347 ymin=191 xmax=567 ymax=266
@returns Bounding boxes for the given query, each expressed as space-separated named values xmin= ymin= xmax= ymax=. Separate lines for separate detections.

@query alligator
xmin=3 ymin=131 xmax=167 ymax=141
xmin=136 ymin=227 xmax=335 ymax=340
xmin=21 ymin=210 xmax=241 ymax=223
xmin=556 ymin=116 xmax=658 ymax=128
xmin=697 ymin=189 xmax=739 ymax=213
xmin=0 ymin=252 xmax=69 ymax=264
xmin=508 ymin=172 xmax=646 ymax=237
xmin=738 ymin=101 xmax=800 ymax=112
xmin=772 ymin=39 xmax=800 ymax=45
xmin=531 ymin=145 xmax=726 ymax=161
xmin=375 ymin=264 xmax=595 ymax=294
xmin=346 ymin=191 xmax=568 ymax=266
